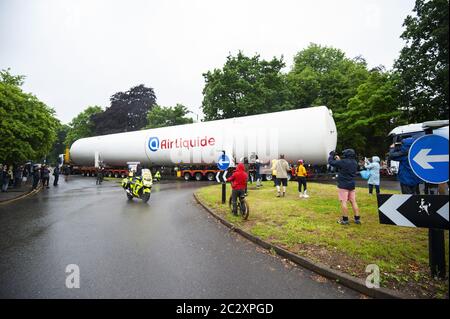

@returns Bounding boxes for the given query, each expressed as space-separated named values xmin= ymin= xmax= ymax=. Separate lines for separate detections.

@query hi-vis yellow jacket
xmin=296 ymin=164 xmax=307 ymax=177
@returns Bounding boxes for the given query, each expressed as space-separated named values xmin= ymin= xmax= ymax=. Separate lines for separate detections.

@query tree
xmin=146 ymin=104 xmax=193 ymax=128
xmin=48 ymin=123 xmax=70 ymax=165
xmin=336 ymin=69 xmax=403 ymax=155
xmin=0 ymin=69 xmax=58 ymax=164
xmin=287 ymin=43 xmax=369 ymax=113
xmin=92 ymin=84 xmax=157 ymax=135
xmin=201 ymin=52 xmax=292 ymax=120
xmin=287 ymin=44 xmax=372 ymax=151
xmin=394 ymin=0 xmax=449 ymax=122
xmin=64 ymin=106 xmax=103 ymax=147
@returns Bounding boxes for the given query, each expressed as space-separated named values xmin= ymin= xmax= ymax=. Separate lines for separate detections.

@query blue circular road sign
xmin=217 ymin=154 xmax=230 ymax=170
xmin=409 ymin=134 xmax=449 ymax=184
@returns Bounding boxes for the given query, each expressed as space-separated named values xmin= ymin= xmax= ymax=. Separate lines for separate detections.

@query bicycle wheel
xmin=239 ymin=198 xmax=249 ymax=220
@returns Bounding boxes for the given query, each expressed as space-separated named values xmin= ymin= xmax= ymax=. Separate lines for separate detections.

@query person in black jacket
xmin=328 ymin=149 xmax=361 ymax=225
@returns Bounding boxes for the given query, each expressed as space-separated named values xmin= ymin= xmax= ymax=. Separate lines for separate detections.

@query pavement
xmin=0 ymin=176 xmax=363 ymax=299
xmin=0 ymin=181 xmax=36 ymax=202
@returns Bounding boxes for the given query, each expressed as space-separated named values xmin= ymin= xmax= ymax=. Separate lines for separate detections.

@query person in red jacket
xmin=227 ymin=163 xmax=248 ymax=215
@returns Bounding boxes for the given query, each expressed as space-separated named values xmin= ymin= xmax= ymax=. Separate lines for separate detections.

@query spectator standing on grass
xmin=255 ymin=156 xmax=262 ymax=188
xmin=275 ymin=154 xmax=290 ymax=197
xmin=271 ymin=159 xmax=278 ymax=187
xmin=296 ymin=160 xmax=309 ymax=198
xmin=364 ymin=156 xmax=381 ymax=195
xmin=328 ymin=149 xmax=361 ymax=225
xmin=388 ymin=138 xmax=422 ymax=194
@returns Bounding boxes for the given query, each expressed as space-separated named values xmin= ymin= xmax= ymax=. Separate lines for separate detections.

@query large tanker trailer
xmin=70 ymin=106 xmax=337 ymax=171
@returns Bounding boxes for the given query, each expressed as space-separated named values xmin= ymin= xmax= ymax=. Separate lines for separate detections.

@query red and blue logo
xmin=148 ymin=137 xmax=160 ymax=152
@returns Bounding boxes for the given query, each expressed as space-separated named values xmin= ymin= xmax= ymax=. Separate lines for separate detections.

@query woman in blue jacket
xmin=364 ymin=156 xmax=381 ymax=194
xmin=389 ymin=138 xmax=423 ymax=194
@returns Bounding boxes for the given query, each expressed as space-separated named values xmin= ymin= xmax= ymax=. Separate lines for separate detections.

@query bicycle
xmin=228 ymin=192 xmax=250 ymax=220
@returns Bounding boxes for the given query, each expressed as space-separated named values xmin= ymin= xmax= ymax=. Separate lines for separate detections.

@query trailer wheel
xmin=108 ymin=171 xmax=113 ymax=177
xmin=264 ymin=174 xmax=272 ymax=181
xmin=195 ymin=172 xmax=203 ymax=181
xmin=184 ymin=173 xmax=191 ymax=181
xmin=206 ymin=172 xmax=215 ymax=181
xmin=114 ymin=172 xmax=119 ymax=178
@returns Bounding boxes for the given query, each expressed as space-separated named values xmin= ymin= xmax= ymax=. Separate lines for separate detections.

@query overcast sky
xmin=0 ymin=0 xmax=416 ymax=124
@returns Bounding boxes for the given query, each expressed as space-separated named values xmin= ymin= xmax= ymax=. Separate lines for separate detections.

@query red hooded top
xmin=226 ymin=163 xmax=248 ymax=190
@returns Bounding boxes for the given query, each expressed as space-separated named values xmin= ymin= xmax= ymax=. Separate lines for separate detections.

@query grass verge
xmin=196 ymin=181 xmax=449 ymax=299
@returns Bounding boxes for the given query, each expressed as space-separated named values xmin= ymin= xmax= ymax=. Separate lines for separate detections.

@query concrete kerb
xmin=0 ymin=185 xmax=43 ymax=205
xmin=193 ymin=193 xmax=408 ymax=299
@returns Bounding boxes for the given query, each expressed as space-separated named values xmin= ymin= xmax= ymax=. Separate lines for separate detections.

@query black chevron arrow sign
xmin=215 ymin=170 xmax=228 ymax=183
xmin=377 ymin=194 xmax=449 ymax=230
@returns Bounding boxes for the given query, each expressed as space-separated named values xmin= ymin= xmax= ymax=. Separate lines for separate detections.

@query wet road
xmin=0 ymin=177 xmax=361 ymax=298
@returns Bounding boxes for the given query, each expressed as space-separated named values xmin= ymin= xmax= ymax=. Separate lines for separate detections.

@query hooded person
xmin=328 ymin=149 xmax=361 ymax=225
xmin=388 ymin=138 xmax=423 ymax=194
xmin=364 ymin=156 xmax=381 ymax=194
xmin=226 ymin=163 xmax=248 ymax=215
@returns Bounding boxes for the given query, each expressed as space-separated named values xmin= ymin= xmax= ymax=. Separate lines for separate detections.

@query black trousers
xmin=53 ymin=175 xmax=59 ymax=186
xmin=400 ymin=184 xmax=420 ymax=194
xmin=368 ymin=184 xmax=380 ymax=194
xmin=297 ymin=176 xmax=307 ymax=192
xmin=231 ymin=189 xmax=245 ymax=214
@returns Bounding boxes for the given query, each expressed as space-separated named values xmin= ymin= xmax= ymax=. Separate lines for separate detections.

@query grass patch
xmin=196 ymin=181 xmax=449 ymax=298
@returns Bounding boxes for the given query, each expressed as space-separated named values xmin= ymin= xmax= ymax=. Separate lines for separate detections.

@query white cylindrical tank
xmin=70 ymin=106 xmax=337 ymax=166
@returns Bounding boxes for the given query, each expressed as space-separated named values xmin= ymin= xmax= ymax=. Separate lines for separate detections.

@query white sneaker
xmin=303 ymin=194 xmax=310 ymax=198
xmin=299 ymin=193 xmax=303 ymax=198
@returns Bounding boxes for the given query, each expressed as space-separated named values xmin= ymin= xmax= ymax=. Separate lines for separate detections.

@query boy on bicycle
xmin=227 ymin=163 xmax=248 ymax=216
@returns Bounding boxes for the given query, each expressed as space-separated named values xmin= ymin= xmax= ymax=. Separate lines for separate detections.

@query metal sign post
xmin=409 ymin=130 xmax=449 ymax=279
xmin=217 ymin=151 xmax=231 ymax=204
xmin=379 ymin=128 xmax=449 ymax=279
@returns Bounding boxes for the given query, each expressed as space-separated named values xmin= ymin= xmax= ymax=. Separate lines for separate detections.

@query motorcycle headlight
xmin=143 ymin=181 xmax=152 ymax=187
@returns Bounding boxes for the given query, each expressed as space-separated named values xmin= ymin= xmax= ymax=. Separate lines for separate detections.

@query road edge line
xmin=0 ymin=185 xmax=43 ymax=205
xmin=193 ymin=192 xmax=408 ymax=299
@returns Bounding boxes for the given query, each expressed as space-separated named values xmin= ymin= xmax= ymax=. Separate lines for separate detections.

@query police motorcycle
xmin=121 ymin=166 xmax=153 ymax=203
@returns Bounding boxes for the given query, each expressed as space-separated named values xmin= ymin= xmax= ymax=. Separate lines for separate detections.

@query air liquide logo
xmin=148 ymin=137 xmax=160 ymax=152
xmin=148 ymin=136 xmax=216 ymax=152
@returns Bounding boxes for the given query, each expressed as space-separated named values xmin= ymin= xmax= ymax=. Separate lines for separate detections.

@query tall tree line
xmin=201 ymin=0 xmax=449 ymax=156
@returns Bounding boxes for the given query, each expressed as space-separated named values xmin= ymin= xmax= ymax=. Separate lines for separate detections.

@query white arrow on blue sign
xmin=409 ymin=134 xmax=449 ymax=184
xmin=217 ymin=154 xmax=230 ymax=170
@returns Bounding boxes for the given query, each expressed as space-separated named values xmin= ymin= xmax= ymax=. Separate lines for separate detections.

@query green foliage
xmin=47 ymin=123 xmax=70 ymax=165
xmin=92 ymin=84 xmax=156 ymax=135
xmin=0 ymin=69 xmax=58 ymax=164
xmin=337 ymin=69 xmax=403 ymax=155
xmin=201 ymin=52 xmax=292 ymax=120
xmin=287 ymin=43 xmax=370 ymax=113
xmin=64 ymin=106 xmax=103 ymax=146
xmin=0 ymin=68 xmax=25 ymax=86
xmin=394 ymin=0 xmax=449 ymax=122
xmin=146 ymin=104 xmax=193 ymax=129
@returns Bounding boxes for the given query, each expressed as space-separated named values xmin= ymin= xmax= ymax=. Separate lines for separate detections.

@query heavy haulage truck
xmin=69 ymin=106 xmax=338 ymax=180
